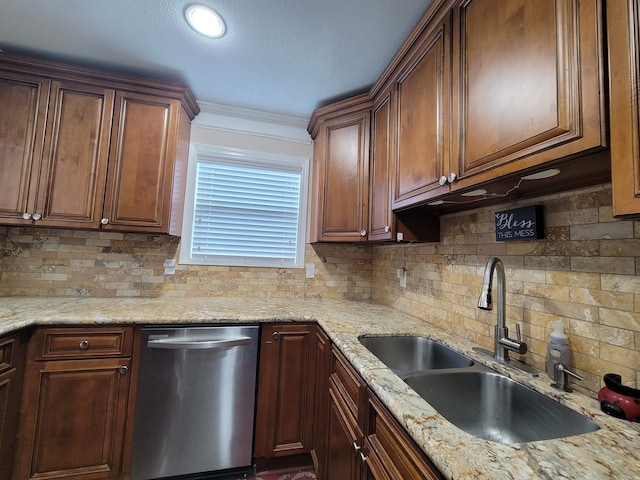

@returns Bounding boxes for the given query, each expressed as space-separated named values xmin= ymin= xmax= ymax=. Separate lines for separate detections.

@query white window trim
xmin=180 ymin=143 xmax=310 ymax=268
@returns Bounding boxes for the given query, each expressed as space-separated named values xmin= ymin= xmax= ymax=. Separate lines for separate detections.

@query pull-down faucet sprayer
xmin=474 ymin=257 xmax=538 ymax=376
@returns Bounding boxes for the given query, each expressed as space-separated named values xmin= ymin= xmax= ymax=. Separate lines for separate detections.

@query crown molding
xmin=192 ymin=101 xmax=312 ymax=144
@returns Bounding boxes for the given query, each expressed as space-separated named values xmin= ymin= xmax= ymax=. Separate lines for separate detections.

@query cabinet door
xmin=317 ymin=111 xmax=370 ymax=242
xmin=608 ymin=0 xmax=640 ymax=216
xmin=451 ymin=0 xmax=606 ymax=189
xmin=33 ymin=80 xmax=114 ymax=228
xmin=312 ymin=327 xmax=331 ymax=479
xmin=0 ymin=71 xmax=49 ymax=224
xmin=254 ymin=323 xmax=318 ymax=457
xmin=393 ymin=12 xmax=451 ymax=210
xmin=369 ymin=92 xmax=395 ymax=241
xmin=326 ymin=381 xmax=362 ymax=480
xmin=103 ymin=91 xmax=179 ymax=232
xmin=14 ymin=358 xmax=131 ymax=480
xmin=0 ymin=331 xmax=28 ymax=480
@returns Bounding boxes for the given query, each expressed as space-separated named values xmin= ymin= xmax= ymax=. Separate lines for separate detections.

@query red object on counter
xmin=598 ymin=373 xmax=640 ymax=422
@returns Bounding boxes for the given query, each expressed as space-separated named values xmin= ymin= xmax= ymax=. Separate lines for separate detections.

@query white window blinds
xmin=181 ymin=145 xmax=309 ymax=268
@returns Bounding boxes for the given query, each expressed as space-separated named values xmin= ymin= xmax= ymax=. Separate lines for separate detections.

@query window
xmin=180 ymin=144 xmax=309 ymax=267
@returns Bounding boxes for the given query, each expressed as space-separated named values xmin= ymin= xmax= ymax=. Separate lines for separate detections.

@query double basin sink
xmin=358 ymin=336 xmax=599 ymax=444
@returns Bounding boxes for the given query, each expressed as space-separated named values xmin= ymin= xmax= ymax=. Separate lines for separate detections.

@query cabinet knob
xmin=118 ymin=365 xmax=129 ymax=375
xmin=447 ymin=172 xmax=457 ymax=183
xmin=272 ymin=331 xmax=280 ymax=341
xmin=384 ymin=225 xmax=390 ymax=233
xmin=32 ymin=213 xmax=42 ymax=221
xmin=101 ymin=218 xmax=109 ymax=225
xmin=360 ymin=230 xmax=367 ymax=237
xmin=22 ymin=213 xmax=32 ymax=220
xmin=79 ymin=340 xmax=89 ymax=350
xmin=439 ymin=175 xmax=447 ymax=186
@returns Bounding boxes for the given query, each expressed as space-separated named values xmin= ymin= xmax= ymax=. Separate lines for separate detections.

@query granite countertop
xmin=1 ymin=296 xmax=639 ymax=479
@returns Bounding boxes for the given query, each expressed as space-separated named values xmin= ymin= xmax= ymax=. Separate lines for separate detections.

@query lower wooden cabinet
xmin=324 ymin=346 xmax=367 ymax=480
xmin=320 ymin=346 xmax=443 ymax=480
xmin=13 ymin=326 xmax=134 ymax=480
xmin=311 ymin=326 xmax=331 ymax=478
xmin=364 ymin=393 xmax=442 ymax=480
xmin=0 ymin=329 xmax=28 ymax=480
xmin=254 ymin=323 xmax=319 ymax=458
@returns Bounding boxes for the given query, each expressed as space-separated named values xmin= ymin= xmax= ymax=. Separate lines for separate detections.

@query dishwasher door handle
xmin=147 ymin=336 xmax=252 ymax=350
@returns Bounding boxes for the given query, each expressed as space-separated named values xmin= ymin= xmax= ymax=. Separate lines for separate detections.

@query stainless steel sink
xmin=359 ymin=336 xmax=474 ymax=377
xmin=405 ymin=370 xmax=600 ymax=443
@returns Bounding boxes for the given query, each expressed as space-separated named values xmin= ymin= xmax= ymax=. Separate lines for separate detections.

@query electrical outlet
xmin=164 ymin=258 xmax=176 ymax=275
xmin=305 ymin=263 xmax=315 ymax=279
xmin=400 ymin=269 xmax=407 ymax=288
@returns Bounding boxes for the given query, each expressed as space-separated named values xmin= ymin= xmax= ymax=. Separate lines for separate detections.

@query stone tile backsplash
xmin=1 ymin=183 xmax=638 ymax=394
xmin=0 ymin=230 xmax=371 ymax=300
xmin=371 ymin=184 xmax=640 ymax=394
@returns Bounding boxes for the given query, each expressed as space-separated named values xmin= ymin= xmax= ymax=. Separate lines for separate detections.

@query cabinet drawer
xmin=0 ymin=335 xmax=16 ymax=375
xmin=31 ymin=326 xmax=134 ymax=360
xmin=330 ymin=346 xmax=365 ymax=419
xmin=366 ymin=392 xmax=442 ymax=480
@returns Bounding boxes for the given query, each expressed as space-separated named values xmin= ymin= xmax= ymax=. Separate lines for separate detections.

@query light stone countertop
xmin=1 ymin=296 xmax=639 ymax=480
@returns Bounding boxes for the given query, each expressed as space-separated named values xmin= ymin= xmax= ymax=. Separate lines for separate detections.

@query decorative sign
xmin=494 ymin=205 xmax=544 ymax=241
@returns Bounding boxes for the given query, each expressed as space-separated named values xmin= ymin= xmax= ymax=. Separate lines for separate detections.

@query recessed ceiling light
xmin=185 ymin=4 xmax=226 ymax=38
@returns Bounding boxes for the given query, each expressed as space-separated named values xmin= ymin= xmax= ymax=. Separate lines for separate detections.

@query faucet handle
xmin=515 ymin=323 xmax=521 ymax=342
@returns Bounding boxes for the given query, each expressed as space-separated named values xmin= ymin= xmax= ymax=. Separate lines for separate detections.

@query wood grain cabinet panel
xmin=368 ymin=93 xmax=395 ymax=241
xmin=393 ymin=12 xmax=451 ymax=210
xmin=607 ymin=0 xmax=640 ymax=217
xmin=450 ymin=0 xmax=607 ymax=189
xmin=0 ymin=331 xmax=28 ymax=480
xmin=364 ymin=392 xmax=442 ymax=480
xmin=308 ymin=95 xmax=372 ymax=242
xmin=14 ymin=326 xmax=134 ymax=480
xmin=34 ymin=80 xmax=114 ymax=228
xmin=0 ymin=71 xmax=50 ymax=223
xmin=0 ymin=54 xmax=198 ymax=234
xmin=102 ymin=91 xmax=180 ymax=232
xmin=254 ymin=323 xmax=318 ymax=458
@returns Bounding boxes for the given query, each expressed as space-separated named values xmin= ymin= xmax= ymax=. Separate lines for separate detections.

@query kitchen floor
xmin=216 ymin=467 xmax=316 ymax=480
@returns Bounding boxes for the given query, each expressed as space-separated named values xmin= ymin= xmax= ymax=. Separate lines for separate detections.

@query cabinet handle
xmin=272 ymin=331 xmax=280 ymax=341
xmin=359 ymin=451 xmax=367 ymax=463
xmin=101 ymin=218 xmax=110 ymax=225
xmin=384 ymin=225 xmax=390 ymax=233
xmin=79 ymin=340 xmax=89 ymax=350
xmin=118 ymin=365 xmax=129 ymax=375
xmin=360 ymin=230 xmax=367 ymax=237
xmin=32 ymin=213 xmax=42 ymax=221
xmin=352 ymin=442 xmax=361 ymax=452
xmin=22 ymin=213 xmax=32 ymax=220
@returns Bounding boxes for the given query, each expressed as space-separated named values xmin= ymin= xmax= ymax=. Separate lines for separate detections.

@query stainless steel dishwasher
xmin=131 ymin=325 xmax=259 ymax=480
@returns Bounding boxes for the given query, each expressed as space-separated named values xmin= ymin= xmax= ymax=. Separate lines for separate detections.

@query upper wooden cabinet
xmin=607 ymin=0 xmax=640 ymax=217
xmin=0 ymin=53 xmax=198 ymax=234
xmin=449 ymin=0 xmax=607 ymax=190
xmin=392 ymin=10 xmax=451 ymax=210
xmin=309 ymin=96 xmax=371 ymax=243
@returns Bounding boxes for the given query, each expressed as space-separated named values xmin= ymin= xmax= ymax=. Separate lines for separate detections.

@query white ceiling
xmin=0 ymin=0 xmax=432 ymax=120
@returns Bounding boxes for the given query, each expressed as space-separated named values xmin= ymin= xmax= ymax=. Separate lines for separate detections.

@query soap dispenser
xmin=546 ymin=320 xmax=572 ymax=380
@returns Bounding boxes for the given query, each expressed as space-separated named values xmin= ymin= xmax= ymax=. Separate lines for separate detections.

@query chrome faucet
xmin=474 ymin=257 xmax=538 ymax=376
